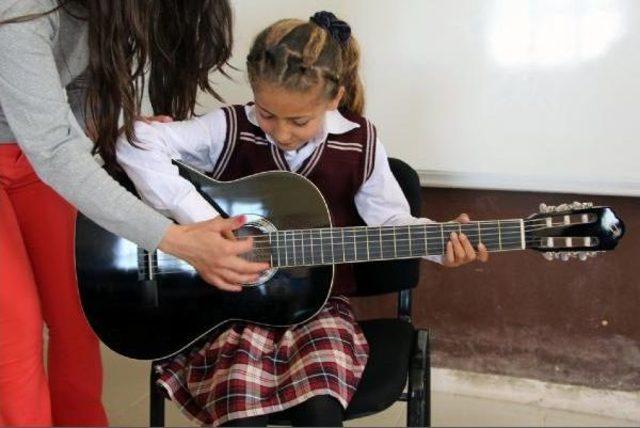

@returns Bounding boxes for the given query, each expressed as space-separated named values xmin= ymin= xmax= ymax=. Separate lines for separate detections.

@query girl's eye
xmin=292 ymin=119 xmax=310 ymax=127
xmin=259 ymin=111 xmax=274 ymax=120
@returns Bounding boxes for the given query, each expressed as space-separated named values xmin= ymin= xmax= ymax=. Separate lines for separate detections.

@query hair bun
xmin=309 ymin=11 xmax=351 ymax=45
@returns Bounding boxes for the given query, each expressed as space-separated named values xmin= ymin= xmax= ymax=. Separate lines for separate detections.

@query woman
xmin=0 ymin=1 xmax=267 ymax=425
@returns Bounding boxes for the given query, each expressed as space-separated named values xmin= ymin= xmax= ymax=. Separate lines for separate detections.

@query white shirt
xmin=116 ymin=104 xmax=442 ymax=263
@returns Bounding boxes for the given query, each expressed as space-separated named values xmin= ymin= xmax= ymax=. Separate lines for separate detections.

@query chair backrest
xmin=353 ymin=158 xmax=422 ymax=298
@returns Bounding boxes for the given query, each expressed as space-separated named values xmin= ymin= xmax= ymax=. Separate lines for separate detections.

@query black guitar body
xmin=76 ymin=166 xmax=333 ymax=360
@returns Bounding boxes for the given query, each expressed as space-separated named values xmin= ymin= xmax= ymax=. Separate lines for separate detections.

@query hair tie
xmin=309 ymin=11 xmax=351 ymax=45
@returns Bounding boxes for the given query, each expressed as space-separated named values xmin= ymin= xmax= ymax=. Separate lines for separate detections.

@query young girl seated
xmin=116 ymin=11 xmax=488 ymax=427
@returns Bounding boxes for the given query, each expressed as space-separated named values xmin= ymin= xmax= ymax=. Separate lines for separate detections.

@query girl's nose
xmin=272 ymin=124 xmax=291 ymax=144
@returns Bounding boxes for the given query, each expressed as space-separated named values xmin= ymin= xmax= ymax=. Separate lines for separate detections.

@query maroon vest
xmin=211 ymin=104 xmax=377 ymax=295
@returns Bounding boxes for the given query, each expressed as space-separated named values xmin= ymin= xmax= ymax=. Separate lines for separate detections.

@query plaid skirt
xmin=156 ymin=296 xmax=369 ymax=426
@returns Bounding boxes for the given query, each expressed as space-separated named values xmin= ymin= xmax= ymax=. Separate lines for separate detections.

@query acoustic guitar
xmin=75 ymin=160 xmax=625 ymax=359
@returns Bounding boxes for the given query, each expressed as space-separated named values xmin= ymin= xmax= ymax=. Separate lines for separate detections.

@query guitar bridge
xmin=137 ymin=248 xmax=158 ymax=281
xmin=137 ymin=248 xmax=159 ymax=307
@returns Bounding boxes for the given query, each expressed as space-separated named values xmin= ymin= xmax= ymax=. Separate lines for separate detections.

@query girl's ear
xmin=328 ymin=86 xmax=345 ymax=111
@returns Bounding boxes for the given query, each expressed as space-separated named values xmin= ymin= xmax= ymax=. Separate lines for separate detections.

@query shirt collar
xmin=244 ymin=103 xmax=360 ymax=144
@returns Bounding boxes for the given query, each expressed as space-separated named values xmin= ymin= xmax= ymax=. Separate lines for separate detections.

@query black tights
xmin=222 ymin=395 xmax=344 ymax=427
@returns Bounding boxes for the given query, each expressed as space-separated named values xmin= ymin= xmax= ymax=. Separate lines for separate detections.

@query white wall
xmin=194 ymin=0 xmax=640 ymax=196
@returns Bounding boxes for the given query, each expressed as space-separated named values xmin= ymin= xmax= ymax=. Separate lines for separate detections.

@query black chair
xmin=149 ymin=158 xmax=431 ymax=427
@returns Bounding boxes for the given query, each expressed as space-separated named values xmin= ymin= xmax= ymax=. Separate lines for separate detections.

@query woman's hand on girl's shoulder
xmin=158 ymin=216 xmax=270 ymax=292
xmin=111 ymin=115 xmax=174 ymax=138
xmin=442 ymin=213 xmax=489 ymax=268
xmin=139 ymin=115 xmax=173 ymax=124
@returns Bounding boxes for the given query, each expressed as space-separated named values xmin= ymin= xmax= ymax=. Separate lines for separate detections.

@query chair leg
xmin=407 ymin=329 xmax=430 ymax=427
xmin=150 ymin=363 xmax=166 ymax=427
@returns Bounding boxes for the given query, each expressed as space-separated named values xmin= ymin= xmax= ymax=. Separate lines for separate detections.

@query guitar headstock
xmin=525 ymin=202 xmax=624 ymax=261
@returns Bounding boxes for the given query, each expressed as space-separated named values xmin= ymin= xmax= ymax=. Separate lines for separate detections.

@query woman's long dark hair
xmin=1 ymin=0 xmax=233 ymax=176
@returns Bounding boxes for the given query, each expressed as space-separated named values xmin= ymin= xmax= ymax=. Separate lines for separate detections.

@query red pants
xmin=0 ymin=144 xmax=108 ymax=426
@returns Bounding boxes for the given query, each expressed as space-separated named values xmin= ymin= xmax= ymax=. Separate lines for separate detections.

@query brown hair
xmin=246 ymin=13 xmax=364 ymax=116
xmin=1 ymin=0 xmax=233 ymax=176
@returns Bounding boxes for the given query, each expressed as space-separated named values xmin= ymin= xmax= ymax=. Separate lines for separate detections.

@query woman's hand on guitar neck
xmin=158 ymin=216 xmax=270 ymax=292
xmin=443 ymin=213 xmax=489 ymax=267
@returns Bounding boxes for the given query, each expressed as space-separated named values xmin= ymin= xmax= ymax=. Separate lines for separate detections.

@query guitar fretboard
xmin=260 ymin=220 xmax=524 ymax=267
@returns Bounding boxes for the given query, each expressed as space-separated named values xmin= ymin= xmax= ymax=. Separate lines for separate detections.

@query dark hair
xmin=1 ymin=0 xmax=233 ymax=176
xmin=246 ymin=12 xmax=364 ymax=115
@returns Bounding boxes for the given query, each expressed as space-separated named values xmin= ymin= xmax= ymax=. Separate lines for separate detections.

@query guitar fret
xmin=410 ymin=225 xmax=425 ymax=257
xmin=424 ymin=224 xmax=428 ymax=256
xmin=341 ymin=228 xmax=346 ymax=263
xmin=292 ymin=231 xmax=296 ymax=265
xmin=366 ymin=227 xmax=370 ymax=260
xmin=392 ymin=226 xmax=398 ymax=257
xmin=426 ymin=224 xmax=441 ymax=256
xmin=396 ymin=225 xmax=405 ymax=257
xmin=353 ymin=228 xmax=357 ymax=261
xmin=355 ymin=227 xmax=367 ymax=261
xmin=269 ymin=233 xmax=274 ymax=266
xmin=329 ymin=229 xmax=335 ymax=263
xmin=301 ymin=230 xmax=304 ymax=266
xmin=371 ymin=227 xmax=382 ymax=260
xmin=498 ymin=220 xmax=524 ymax=251
xmin=344 ymin=227 xmax=355 ymax=263
xmin=284 ymin=231 xmax=289 ymax=266
xmin=498 ymin=220 xmax=502 ymax=251
xmin=404 ymin=225 xmax=412 ymax=257
xmin=462 ymin=223 xmax=475 ymax=247
xmin=481 ymin=222 xmax=499 ymax=252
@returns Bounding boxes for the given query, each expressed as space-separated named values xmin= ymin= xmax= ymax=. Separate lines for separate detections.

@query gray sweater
xmin=0 ymin=0 xmax=171 ymax=250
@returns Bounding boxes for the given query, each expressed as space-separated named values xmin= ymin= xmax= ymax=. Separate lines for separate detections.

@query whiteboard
xmin=192 ymin=0 xmax=640 ymax=196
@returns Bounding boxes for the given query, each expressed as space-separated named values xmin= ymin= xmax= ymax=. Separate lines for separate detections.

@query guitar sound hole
xmin=234 ymin=216 xmax=278 ymax=286
xmin=236 ymin=225 xmax=271 ymax=264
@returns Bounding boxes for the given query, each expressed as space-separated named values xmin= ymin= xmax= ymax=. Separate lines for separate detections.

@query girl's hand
xmin=443 ymin=213 xmax=489 ymax=267
xmin=158 ymin=216 xmax=270 ymax=292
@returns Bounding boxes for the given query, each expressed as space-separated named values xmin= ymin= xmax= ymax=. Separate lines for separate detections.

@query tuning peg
xmin=539 ymin=203 xmax=554 ymax=213
xmin=569 ymin=201 xmax=594 ymax=210
xmin=540 ymin=201 xmax=595 ymax=214
xmin=543 ymin=251 xmax=599 ymax=262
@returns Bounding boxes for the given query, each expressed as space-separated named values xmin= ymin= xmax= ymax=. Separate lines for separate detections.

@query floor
xmin=99 ymin=344 xmax=638 ymax=427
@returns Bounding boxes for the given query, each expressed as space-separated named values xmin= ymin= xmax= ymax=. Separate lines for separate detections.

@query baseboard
xmin=417 ymin=170 xmax=640 ymax=197
xmin=431 ymin=368 xmax=640 ymax=422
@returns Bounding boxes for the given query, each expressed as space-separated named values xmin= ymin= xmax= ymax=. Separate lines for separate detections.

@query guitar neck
xmin=262 ymin=219 xmax=525 ymax=268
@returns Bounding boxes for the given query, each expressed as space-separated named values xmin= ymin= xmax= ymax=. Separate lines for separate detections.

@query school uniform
xmin=116 ymin=103 xmax=441 ymax=426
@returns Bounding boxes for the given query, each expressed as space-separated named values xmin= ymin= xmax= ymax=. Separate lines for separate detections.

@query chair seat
xmin=268 ymin=318 xmax=415 ymax=425
xmin=344 ymin=318 xmax=415 ymax=419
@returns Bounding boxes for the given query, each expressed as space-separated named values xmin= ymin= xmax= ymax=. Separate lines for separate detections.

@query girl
xmin=116 ymin=11 xmax=488 ymax=426
xmin=0 ymin=1 xmax=266 ymax=425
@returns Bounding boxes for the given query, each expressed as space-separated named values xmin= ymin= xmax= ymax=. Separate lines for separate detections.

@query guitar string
xmin=146 ymin=232 xmax=584 ymax=264
xmin=225 ymin=227 xmax=584 ymax=252
xmin=234 ymin=219 xmax=591 ymax=246
xmin=140 ymin=237 xmax=562 ymax=273
xmin=143 ymin=222 xmax=584 ymax=256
